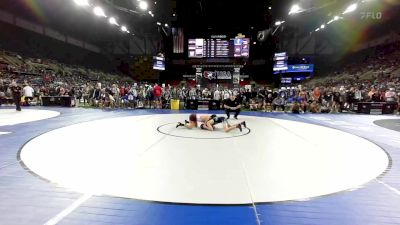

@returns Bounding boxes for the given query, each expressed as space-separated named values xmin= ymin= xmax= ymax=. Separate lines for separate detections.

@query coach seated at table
xmin=224 ymin=95 xmax=242 ymax=119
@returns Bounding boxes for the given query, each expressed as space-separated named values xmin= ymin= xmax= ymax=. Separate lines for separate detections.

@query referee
xmin=224 ymin=94 xmax=242 ymax=119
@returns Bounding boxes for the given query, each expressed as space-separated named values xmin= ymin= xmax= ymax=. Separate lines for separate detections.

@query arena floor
xmin=1 ymin=107 xmax=400 ymax=225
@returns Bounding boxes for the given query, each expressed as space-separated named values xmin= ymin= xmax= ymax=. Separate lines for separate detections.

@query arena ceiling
xmin=272 ymin=0 xmax=400 ymax=39
xmin=175 ymin=0 xmax=272 ymax=37
xmin=1 ymin=0 xmax=399 ymax=56
xmin=0 ymin=0 xmax=171 ymax=48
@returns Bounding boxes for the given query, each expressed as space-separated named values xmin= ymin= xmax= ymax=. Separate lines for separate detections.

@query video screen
xmin=153 ymin=56 xmax=165 ymax=71
xmin=273 ymin=52 xmax=289 ymax=71
xmin=188 ymin=37 xmax=250 ymax=58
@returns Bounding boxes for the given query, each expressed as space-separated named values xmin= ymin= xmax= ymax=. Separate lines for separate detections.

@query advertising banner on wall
xmin=195 ymin=68 xmax=236 ymax=88
xmin=273 ymin=64 xmax=315 ymax=74
xmin=202 ymin=70 xmax=233 ymax=80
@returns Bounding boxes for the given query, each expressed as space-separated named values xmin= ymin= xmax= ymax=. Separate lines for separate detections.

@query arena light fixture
xmin=289 ymin=4 xmax=302 ymax=15
xmin=156 ymin=22 xmax=161 ymax=26
xmin=343 ymin=3 xmax=358 ymax=14
xmin=109 ymin=17 xmax=119 ymax=26
xmin=139 ymin=1 xmax=149 ymax=11
xmin=121 ymin=26 xmax=128 ymax=32
xmin=165 ymin=23 xmax=169 ymax=27
xmin=93 ymin=6 xmax=106 ymax=17
xmin=315 ymin=28 xmax=320 ymax=32
xmin=73 ymin=0 xmax=89 ymax=7
xmin=320 ymin=24 xmax=325 ymax=29
xmin=275 ymin=20 xmax=285 ymax=26
xmin=334 ymin=15 xmax=340 ymax=20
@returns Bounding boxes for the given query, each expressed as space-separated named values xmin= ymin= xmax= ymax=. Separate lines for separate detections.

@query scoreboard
xmin=188 ymin=37 xmax=250 ymax=58
xmin=273 ymin=52 xmax=289 ymax=72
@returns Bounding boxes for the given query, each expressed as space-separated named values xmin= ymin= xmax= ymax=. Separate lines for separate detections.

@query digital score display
xmin=188 ymin=38 xmax=250 ymax=58
xmin=281 ymin=77 xmax=292 ymax=84
xmin=153 ymin=56 xmax=165 ymax=71
xmin=273 ymin=52 xmax=289 ymax=72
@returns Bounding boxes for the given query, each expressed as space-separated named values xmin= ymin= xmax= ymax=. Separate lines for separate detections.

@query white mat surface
xmin=20 ymin=114 xmax=389 ymax=204
xmin=0 ymin=109 xmax=60 ymax=126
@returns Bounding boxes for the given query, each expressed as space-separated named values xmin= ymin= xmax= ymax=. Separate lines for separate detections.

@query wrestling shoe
xmin=241 ymin=121 xmax=247 ymax=128
xmin=200 ymin=124 xmax=207 ymax=130
xmin=176 ymin=122 xmax=184 ymax=128
xmin=237 ymin=124 xmax=242 ymax=132
xmin=185 ymin=120 xmax=189 ymax=124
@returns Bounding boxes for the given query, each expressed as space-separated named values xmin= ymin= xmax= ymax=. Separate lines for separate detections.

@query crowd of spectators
xmin=1 ymin=41 xmax=400 ymax=114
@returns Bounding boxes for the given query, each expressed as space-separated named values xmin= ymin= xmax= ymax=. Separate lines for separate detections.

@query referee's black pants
xmin=226 ymin=108 xmax=240 ymax=119
xmin=13 ymin=95 xmax=21 ymax=111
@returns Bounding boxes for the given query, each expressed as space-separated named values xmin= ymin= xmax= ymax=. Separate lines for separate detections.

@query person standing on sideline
xmin=10 ymin=80 xmax=22 ymax=111
xmin=23 ymin=83 xmax=34 ymax=106
xmin=153 ymin=84 xmax=162 ymax=108
xmin=224 ymin=95 xmax=242 ymax=119
xmin=213 ymin=88 xmax=221 ymax=101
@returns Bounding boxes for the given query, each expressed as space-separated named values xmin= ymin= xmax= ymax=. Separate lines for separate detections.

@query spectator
xmin=368 ymin=87 xmax=381 ymax=102
xmin=23 ymin=84 xmax=35 ymax=106
xmin=385 ymin=88 xmax=396 ymax=102
xmin=213 ymin=88 xmax=221 ymax=101
xmin=263 ymin=93 xmax=274 ymax=112
xmin=249 ymin=98 xmax=259 ymax=111
xmin=311 ymin=87 xmax=321 ymax=103
xmin=291 ymin=102 xmax=301 ymax=114
xmin=272 ymin=96 xmax=285 ymax=112
xmin=354 ymin=87 xmax=363 ymax=102
xmin=0 ymin=79 xmax=6 ymax=106
xmin=92 ymin=83 xmax=102 ymax=107
xmin=310 ymin=101 xmax=321 ymax=113
xmin=397 ymin=93 xmax=400 ymax=115
xmin=111 ymin=84 xmax=120 ymax=107
xmin=298 ymin=88 xmax=308 ymax=113
xmin=332 ymin=87 xmax=342 ymax=113
xmin=153 ymin=83 xmax=163 ymax=109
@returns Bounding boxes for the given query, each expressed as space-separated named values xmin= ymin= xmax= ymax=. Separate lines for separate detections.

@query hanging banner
xmin=233 ymin=67 xmax=240 ymax=84
xmin=195 ymin=68 xmax=203 ymax=83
